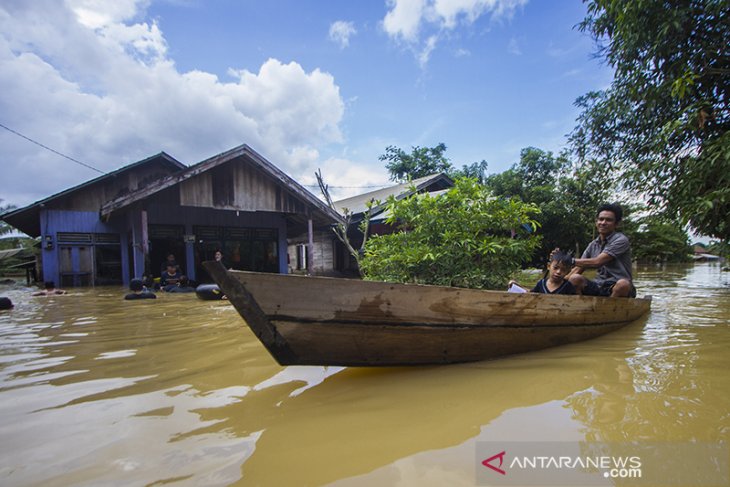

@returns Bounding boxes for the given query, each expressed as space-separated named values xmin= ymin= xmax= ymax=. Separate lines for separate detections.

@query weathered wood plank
xmin=206 ymin=267 xmax=651 ymax=366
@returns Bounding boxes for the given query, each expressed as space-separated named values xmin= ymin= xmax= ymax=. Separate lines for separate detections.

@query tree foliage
xmin=484 ymin=147 xmax=611 ymax=265
xmin=380 ymin=142 xmax=489 ymax=183
xmin=571 ymin=0 xmax=730 ymax=241
xmin=380 ymin=143 xmax=453 ymax=182
xmin=623 ymin=214 xmax=692 ymax=263
xmin=0 ymin=199 xmax=17 ymax=237
xmin=359 ymin=178 xmax=541 ymax=289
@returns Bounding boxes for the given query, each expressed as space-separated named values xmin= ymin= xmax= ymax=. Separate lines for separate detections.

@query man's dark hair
xmin=130 ymin=278 xmax=144 ymax=292
xmin=596 ymin=203 xmax=623 ymax=223
xmin=44 ymin=281 xmax=55 ymax=290
xmin=0 ymin=297 xmax=13 ymax=310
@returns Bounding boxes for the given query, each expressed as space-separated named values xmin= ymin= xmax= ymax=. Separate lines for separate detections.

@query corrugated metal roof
xmin=334 ymin=173 xmax=454 ymax=217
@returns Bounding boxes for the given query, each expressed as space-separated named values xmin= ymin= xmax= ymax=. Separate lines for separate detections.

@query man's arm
xmin=575 ymin=252 xmax=614 ymax=269
xmin=565 ymin=252 xmax=614 ymax=280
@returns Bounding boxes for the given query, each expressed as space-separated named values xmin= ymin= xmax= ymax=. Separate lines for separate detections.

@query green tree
xmin=453 ymin=159 xmax=489 ymax=183
xmin=380 ymin=143 xmax=453 ymax=182
xmin=359 ymin=178 xmax=541 ymax=289
xmin=484 ymin=148 xmax=612 ymax=265
xmin=380 ymin=142 xmax=490 ymax=183
xmin=0 ymin=199 xmax=17 ymax=237
xmin=625 ymin=214 xmax=692 ymax=263
xmin=571 ymin=0 xmax=730 ymax=242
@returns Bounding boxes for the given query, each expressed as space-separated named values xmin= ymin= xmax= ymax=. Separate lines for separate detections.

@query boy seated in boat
xmin=509 ymin=250 xmax=576 ymax=295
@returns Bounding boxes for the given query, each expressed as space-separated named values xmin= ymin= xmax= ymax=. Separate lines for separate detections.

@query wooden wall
xmin=179 ymin=159 xmax=306 ymax=214
xmin=51 ymin=160 xmax=178 ymax=212
xmin=288 ymin=230 xmax=338 ymax=276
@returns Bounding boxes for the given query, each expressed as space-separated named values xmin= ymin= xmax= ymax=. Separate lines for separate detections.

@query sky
xmin=0 ymin=0 xmax=613 ymax=209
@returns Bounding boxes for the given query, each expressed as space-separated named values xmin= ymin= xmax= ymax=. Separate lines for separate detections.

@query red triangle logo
xmin=482 ymin=450 xmax=506 ymax=475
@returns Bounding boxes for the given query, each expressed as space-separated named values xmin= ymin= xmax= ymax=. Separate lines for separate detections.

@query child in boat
xmin=509 ymin=250 xmax=577 ymax=295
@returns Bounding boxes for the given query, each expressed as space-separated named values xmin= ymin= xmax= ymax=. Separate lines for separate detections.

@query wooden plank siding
xmin=52 ymin=160 xmax=179 ymax=212
xmin=179 ymin=159 xmax=307 ymax=215
xmin=287 ymin=229 xmax=339 ymax=275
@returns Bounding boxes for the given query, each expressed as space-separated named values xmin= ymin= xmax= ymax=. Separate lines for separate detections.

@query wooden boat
xmin=203 ymin=262 xmax=652 ymax=366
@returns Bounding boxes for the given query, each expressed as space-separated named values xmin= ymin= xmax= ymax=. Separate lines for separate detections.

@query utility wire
xmin=1 ymin=121 xmax=389 ymax=188
xmin=303 ymin=184 xmax=390 ymax=189
xmin=0 ymin=122 xmax=106 ymax=175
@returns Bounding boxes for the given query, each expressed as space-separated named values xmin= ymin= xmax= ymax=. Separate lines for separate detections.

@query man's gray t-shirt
xmin=581 ymin=232 xmax=633 ymax=283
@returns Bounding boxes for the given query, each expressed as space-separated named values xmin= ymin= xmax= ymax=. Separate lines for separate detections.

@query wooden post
xmin=307 ymin=217 xmax=314 ymax=275
xmin=141 ymin=210 xmax=150 ymax=276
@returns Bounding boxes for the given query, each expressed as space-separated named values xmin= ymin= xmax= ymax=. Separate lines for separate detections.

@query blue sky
xmin=0 ymin=0 xmax=612 ymax=208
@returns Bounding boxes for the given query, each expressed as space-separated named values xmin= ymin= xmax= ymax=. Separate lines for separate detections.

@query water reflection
xmin=565 ymin=263 xmax=730 ymax=445
xmin=0 ymin=263 xmax=728 ymax=486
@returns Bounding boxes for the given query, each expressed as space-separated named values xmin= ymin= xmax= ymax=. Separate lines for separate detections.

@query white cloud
xmin=307 ymin=158 xmax=392 ymax=201
xmin=382 ymin=0 xmax=528 ymax=66
xmin=328 ymin=20 xmax=357 ymax=49
xmin=0 ymin=0 xmax=345 ymax=207
xmin=383 ymin=0 xmax=427 ymax=42
xmin=507 ymin=36 xmax=522 ymax=55
xmin=418 ymin=35 xmax=439 ymax=68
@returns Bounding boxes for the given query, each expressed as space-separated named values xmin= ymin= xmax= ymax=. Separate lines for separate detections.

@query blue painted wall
xmin=40 ymin=209 xmax=127 ymax=287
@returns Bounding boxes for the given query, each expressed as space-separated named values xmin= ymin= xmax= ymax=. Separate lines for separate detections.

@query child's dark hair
xmin=549 ymin=250 xmax=574 ymax=268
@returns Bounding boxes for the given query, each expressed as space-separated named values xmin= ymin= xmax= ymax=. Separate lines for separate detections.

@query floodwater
xmin=0 ymin=263 xmax=728 ymax=486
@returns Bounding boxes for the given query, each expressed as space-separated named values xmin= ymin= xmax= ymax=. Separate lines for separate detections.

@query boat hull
xmin=204 ymin=263 xmax=651 ymax=366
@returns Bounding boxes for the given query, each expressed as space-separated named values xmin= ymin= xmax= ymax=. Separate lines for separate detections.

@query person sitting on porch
xmin=160 ymin=264 xmax=182 ymax=291
xmin=125 ymin=278 xmax=156 ymax=300
xmin=160 ymin=254 xmax=180 ymax=275
xmin=32 ymin=281 xmax=67 ymax=296
xmin=167 ymin=275 xmax=196 ymax=293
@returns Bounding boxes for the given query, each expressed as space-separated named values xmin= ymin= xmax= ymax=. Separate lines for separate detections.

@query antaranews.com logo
xmin=475 ymin=441 xmax=728 ymax=486
xmin=481 ymin=449 xmax=641 ymax=480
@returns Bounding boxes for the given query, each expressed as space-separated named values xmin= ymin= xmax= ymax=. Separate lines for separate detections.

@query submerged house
xmin=2 ymin=144 xmax=342 ymax=287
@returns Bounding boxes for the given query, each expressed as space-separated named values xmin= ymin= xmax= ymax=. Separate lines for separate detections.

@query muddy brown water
xmin=0 ymin=263 xmax=728 ymax=486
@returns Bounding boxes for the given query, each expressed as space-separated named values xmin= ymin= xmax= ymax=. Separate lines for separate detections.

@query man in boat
xmin=567 ymin=203 xmax=636 ymax=298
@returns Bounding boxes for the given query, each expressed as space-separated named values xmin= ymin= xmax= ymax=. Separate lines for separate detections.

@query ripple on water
xmin=0 ymin=265 xmax=729 ymax=486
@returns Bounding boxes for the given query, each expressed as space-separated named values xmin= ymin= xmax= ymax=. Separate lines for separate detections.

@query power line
xmin=0 ymin=122 xmax=106 ymax=175
xmin=1 ymin=121 xmax=389 ymax=188
xmin=303 ymin=184 xmax=390 ymax=189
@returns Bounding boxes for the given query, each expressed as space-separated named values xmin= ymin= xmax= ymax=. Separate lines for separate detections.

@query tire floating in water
xmin=195 ymin=284 xmax=225 ymax=300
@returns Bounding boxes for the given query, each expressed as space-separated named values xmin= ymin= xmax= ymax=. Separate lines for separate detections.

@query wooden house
xmin=2 ymin=144 xmax=343 ymax=287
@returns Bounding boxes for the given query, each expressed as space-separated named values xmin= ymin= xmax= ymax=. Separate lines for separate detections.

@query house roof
xmin=1 ymin=152 xmax=186 ymax=237
xmin=100 ymin=144 xmax=344 ymax=226
xmin=334 ymin=173 xmax=454 ymax=218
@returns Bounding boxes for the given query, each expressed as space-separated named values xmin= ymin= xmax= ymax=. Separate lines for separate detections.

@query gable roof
xmin=1 ymin=152 xmax=186 ymax=237
xmin=100 ymin=144 xmax=343 ymax=226
xmin=334 ymin=173 xmax=454 ymax=219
